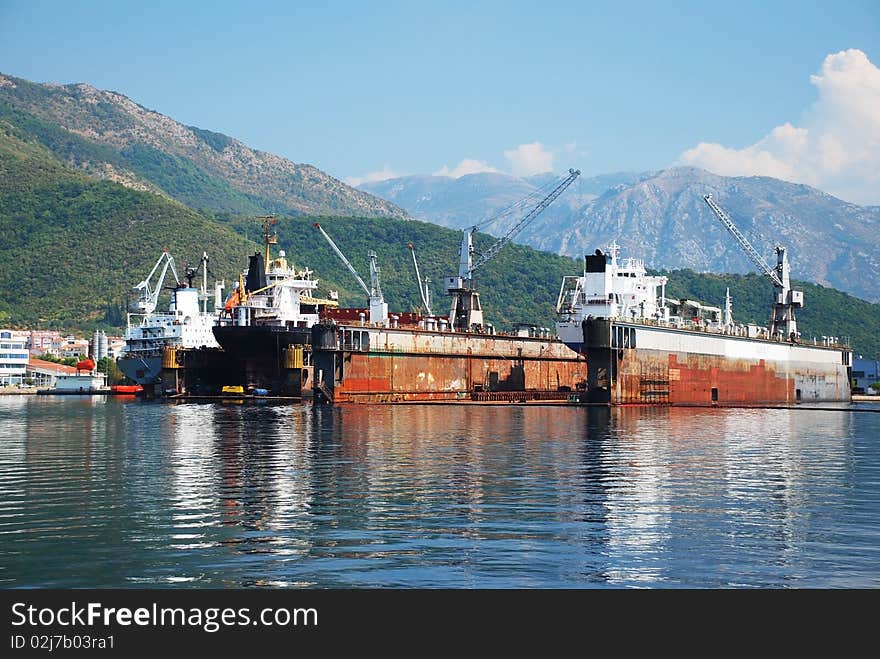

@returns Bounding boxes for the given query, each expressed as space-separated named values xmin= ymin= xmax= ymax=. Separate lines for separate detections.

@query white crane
xmin=445 ymin=168 xmax=581 ymax=331
xmin=703 ymin=194 xmax=803 ymax=340
xmin=407 ymin=243 xmax=432 ymax=317
xmin=313 ymin=223 xmax=388 ymax=325
xmin=131 ymin=251 xmax=180 ymax=316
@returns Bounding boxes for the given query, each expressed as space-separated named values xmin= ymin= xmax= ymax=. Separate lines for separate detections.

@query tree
xmin=97 ymin=356 xmax=125 ymax=384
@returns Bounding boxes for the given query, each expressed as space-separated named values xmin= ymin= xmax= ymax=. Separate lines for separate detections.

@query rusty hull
xmin=312 ymin=324 xmax=586 ymax=404
xmin=587 ymin=322 xmax=851 ymax=406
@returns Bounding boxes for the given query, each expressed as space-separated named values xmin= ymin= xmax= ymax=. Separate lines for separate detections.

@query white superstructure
xmin=216 ymin=219 xmax=338 ymax=331
xmin=122 ymin=286 xmax=220 ymax=355
xmin=555 ymin=240 xmax=843 ymax=353
xmin=118 ymin=252 xmax=221 ymax=384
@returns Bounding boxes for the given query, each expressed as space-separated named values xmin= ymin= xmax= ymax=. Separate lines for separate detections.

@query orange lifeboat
xmin=76 ymin=358 xmax=96 ymax=372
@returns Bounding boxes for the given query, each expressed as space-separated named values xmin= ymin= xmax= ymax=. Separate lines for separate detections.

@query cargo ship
xmin=209 ymin=217 xmax=339 ymax=395
xmin=554 ymin=195 xmax=853 ymax=406
xmin=207 ymin=211 xmax=585 ymax=403
xmin=117 ymin=251 xmax=223 ymax=387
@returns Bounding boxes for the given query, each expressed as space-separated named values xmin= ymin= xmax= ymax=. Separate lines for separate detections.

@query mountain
xmin=0 ymin=71 xmax=877 ymax=355
xmin=0 ymin=72 xmax=407 ymax=220
xmin=360 ymin=170 xmax=643 ymax=230
xmin=361 ymin=167 xmax=880 ymax=303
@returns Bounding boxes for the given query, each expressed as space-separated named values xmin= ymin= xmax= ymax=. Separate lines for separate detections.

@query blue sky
xmin=1 ymin=1 xmax=878 ymax=202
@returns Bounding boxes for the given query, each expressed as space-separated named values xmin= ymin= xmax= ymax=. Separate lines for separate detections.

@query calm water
xmin=1 ymin=395 xmax=878 ymax=588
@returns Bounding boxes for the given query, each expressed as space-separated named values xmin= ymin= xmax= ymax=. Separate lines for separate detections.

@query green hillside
xmin=0 ymin=72 xmax=407 ymax=219
xmin=0 ymin=120 xmax=256 ymax=328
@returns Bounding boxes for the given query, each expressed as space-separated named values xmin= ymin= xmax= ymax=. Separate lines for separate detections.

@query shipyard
xmin=102 ymin=185 xmax=855 ymax=409
xmin=2 ymin=4 xmax=879 ymax=615
xmin=11 ymin=181 xmax=858 ymax=408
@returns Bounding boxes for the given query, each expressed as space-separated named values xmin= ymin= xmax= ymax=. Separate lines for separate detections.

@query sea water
xmin=1 ymin=395 xmax=878 ymax=588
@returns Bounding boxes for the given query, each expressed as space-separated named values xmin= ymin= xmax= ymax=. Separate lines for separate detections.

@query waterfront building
xmin=58 ymin=336 xmax=89 ymax=359
xmin=0 ymin=330 xmax=29 ymax=386
xmin=26 ymin=358 xmax=77 ymax=388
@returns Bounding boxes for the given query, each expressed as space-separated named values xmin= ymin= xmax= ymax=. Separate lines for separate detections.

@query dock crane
xmin=407 ymin=243 xmax=432 ymax=317
xmin=703 ymin=194 xmax=803 ymax=340
xmin=445 ymin=168 xmax=581 ymax=331
xmin=131 ymin=251 xmax=180 ymax=315
xmin=314 ymin=223 xmax=388 ymax=325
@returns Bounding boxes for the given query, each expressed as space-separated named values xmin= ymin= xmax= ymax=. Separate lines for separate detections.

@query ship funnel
xmin=246 ymin=253 xmax=267 ymax=293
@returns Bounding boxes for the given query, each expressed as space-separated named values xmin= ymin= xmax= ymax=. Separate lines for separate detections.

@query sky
xmin=1 ymin=1 xmax=878 ymax=203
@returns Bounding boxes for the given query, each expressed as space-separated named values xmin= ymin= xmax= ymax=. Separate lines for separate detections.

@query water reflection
xmin=0 ymin=396 xmax=876 ymax=588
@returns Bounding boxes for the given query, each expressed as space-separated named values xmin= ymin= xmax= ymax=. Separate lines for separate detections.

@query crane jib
xmin=470 ymin=168 xmax=581 ymax=276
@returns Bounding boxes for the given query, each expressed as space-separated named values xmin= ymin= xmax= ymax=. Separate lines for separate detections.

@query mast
xmin=258 ymin=215 xmax=278 ymax=272
xmin=724 ymin=287 xmax=733 ymax=330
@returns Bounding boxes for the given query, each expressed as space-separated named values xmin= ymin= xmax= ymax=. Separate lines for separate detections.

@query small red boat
xmin=110 ymin=384 xmax=144 ymax=395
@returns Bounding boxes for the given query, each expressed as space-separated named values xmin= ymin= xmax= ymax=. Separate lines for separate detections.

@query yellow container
xmin=162 ymin=347 xmax=180 ymax=369
xmin=284 ymin=345 xmax=304 ymax=369
xmin=221 ymin=385 xmax=245 ymax=395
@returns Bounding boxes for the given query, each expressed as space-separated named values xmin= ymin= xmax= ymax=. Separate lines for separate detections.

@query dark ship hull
xmin=211 ymin=325 xmax=313 ymax=396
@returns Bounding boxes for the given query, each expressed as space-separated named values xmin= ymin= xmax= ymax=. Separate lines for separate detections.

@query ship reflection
xmin=592 ymin=406 xmax=852 ymax=586
xmin=157 ymin=401 xmax=853 ymax=587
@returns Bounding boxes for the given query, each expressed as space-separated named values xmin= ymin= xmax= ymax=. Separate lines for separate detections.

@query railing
xmin=471 ymin=390 xmax=572 ymax=402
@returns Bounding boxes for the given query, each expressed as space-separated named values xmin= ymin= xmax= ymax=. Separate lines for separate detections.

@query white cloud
xmin=344 ymin=164 xmax=400 ymax=187
xmin=679 ymin=49 xmax=880 ymax=205
xmin=433 ymin=158 xmax=499 ymax=178
xmin=503 ymin=141 xmax=555 ymax=177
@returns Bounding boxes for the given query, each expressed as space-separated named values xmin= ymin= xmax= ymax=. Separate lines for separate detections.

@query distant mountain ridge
xmin=361 ymin=167 xmax=880 ymax=302
xmin=361 ymin=170 xmax=644 ymax=230
xmin=0 ymin=72 xmax=407 ymax=219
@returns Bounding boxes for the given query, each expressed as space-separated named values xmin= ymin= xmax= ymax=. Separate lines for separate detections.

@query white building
xmin=0 ymin=330 xmax=29 ymax=386
xmin=26 ymin=358 xmax=77 ymax=388
xmin=54 ymin=374 xmax=107 ymax=392
xmin=59 ymin=336 xmax=89 ymax=359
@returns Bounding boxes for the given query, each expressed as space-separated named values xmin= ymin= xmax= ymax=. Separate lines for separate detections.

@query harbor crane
xmin=703 ymin=194 xmax=803 ymax=340
xmin=408 ymin=243 xmax=433 ymax=317
xmin=445 ymin=168 xmax=581 ymax=331
xmin=314 ymin=223 xmax=388 ymax=325
xmin=131 ymin=250 xmax=180 ymax=316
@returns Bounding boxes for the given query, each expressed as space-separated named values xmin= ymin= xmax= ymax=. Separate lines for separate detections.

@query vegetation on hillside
xmin=0 ymin=122 xmax=256 ymax=330
xmin=0 ymin=73 xmax=407 ymax=220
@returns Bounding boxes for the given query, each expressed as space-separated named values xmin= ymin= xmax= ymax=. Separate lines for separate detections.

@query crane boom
xmin=703 ymin=194 xmax=803 ymax=340
xmin=704 ymin=194 xmax=782 ymax=287
xmin=313 ymin=223 xmax=388 ymax=325
xmin=408 ymin=243 xmax=432 ymax=316
xmin=446 ymin=168 xmax=580 ymax=331
xmin=314 ymin=223 xmax=371 ymax=297
xmin=131 ymin=251 xmax=180 ymax=315
xmin=470 ymin=168 xmax=581 ymax=276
